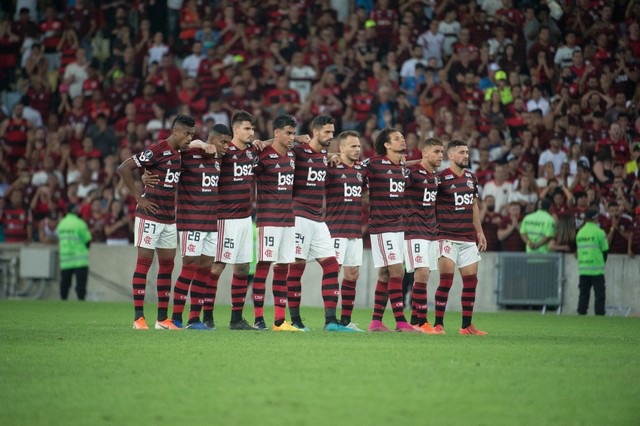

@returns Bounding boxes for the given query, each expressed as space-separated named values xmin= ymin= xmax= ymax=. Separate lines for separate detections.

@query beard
xmin=454 ymin=159 xmax=468 ymax=168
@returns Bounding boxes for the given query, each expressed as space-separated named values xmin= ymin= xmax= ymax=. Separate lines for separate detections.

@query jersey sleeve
xmin=132 ymin=146 xmax=161 ymax=169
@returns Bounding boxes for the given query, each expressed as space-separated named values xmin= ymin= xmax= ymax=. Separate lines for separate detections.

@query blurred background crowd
xmin=0 ymin=0 xmax=639 ymax=255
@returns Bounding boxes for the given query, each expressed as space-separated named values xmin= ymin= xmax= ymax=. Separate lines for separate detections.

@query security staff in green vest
xmin=484 ymin=70 xmax=514 ymax=105
xmin=576 ymin=207 xmax=609 ymax=315
xmin=56 ymin=204 xmax=92 ymax=300
xmin=520 ymin=198 xmax=556 ymax=253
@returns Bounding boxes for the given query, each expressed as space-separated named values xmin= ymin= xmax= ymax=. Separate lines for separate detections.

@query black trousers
xmin=60 ymin=267 xmax=89 ymax=301
xmin=578 ymin=275 xmax=606 ymax=316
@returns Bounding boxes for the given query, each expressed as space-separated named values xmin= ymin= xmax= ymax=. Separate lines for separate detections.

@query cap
xmin=489 ymin=63 xmax=500 ymax=72
xmin=495 ymin=70 xmax=507 ymax=80
xmin=365 ymin=19 xmax=377 ymax=28
xmin=585 ymin=207 xmax=599 ymax=220
xmin=112 ymin=69 xmax=124 ymax=79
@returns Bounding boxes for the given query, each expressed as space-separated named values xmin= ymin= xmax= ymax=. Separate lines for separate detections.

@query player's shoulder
xmin=437 ymin=167 xmax=455 ymax=181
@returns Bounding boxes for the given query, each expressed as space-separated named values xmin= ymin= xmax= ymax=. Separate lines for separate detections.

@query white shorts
xmin=370 ymin=232 xmax=405 ymax=268
xmin=294 ymin=216 xmax=336 ymax=260
xmin=134 ymin=217 xmax=177 ymax=249
xmin=333 ymin=237 xmax=363 ymax=267
xmin=216 ymin=217 xmax=253 ymax=264
xmin=258 ymin=226 xmax=295 ymax=264
xmin=179 ymin=230 xmax=217 ymax=258
xmin=438 ymin=239 xmax=481 ymax=268
xmin=404 ymin=239 xmax=439 ymax=273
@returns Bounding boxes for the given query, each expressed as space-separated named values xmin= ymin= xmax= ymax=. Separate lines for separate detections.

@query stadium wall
xmin=2 ymin=243 xmax=638 ymax=316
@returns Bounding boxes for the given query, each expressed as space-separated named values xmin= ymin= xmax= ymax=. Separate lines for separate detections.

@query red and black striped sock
xmin=156 ymin=257 xmax=174 ymax=321
xmin=230 ymin=273 xmax=249 ymax=322
xmin=340 ymin=278 xmax=357 ymax=324
xmin=287 ymin=262 xmax=305 ymax=321
xmin=388 ymin=276 xmax=407 ymax=323
xmin=272 ymin=264 xmax=288 ymax=325
xmin=372 ymin=280 xmax=389 ymax=321
xmin=252 ymin=261 xmax=271 ymax=321
xmin=434 ymin=273 xmax=454 ymax=326
xmin=171 ymin=263 xmax=196 ymax=322
xmin=132 ymin=257 xmax=152 ymax=319
xmin=202 ymin=272 xmax=219 ymax=323
xmin=411 ymin=281 xmax=428 ymax=326
xmin=188 ymin=267 xmax=209 ymax=324
xmin=461 ymin=274 xmax=478 ymax=329
xmin=320 ymin=257 xmax=339 ymax=323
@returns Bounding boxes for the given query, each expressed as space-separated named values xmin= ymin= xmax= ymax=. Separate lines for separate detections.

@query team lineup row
xmin=117 ymin=109 xmax=488 ymax=335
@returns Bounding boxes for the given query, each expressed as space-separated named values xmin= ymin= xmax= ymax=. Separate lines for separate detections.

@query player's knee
xmin=234 ymin=263 xmax=250 ymax=275
xmin=415 ymin=268 xmax=430 ymax=283
xmin=211 ymin=262 xmax=226 ymax=275
xmin=344 ymin=267 xmax=359 ymax=281
xmin=377 ymin=268 xmax=390 ymax=281
xmin=183 ymin=256 xmax=197 ymax=265
xmin=388 ymin=264 xmax=404 ymax=278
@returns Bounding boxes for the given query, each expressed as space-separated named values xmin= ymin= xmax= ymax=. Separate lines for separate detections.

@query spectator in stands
xmin=480 ymin=194 xmax=501 ymax=251
xmin=498 ymin=201 xmax=526 ymax=252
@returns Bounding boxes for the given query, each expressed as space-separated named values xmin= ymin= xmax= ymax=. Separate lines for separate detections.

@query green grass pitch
xmin=1 ymin=300 xmax=638 ymax=425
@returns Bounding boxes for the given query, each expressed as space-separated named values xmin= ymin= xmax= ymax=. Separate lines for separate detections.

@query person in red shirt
xmin=498 ymin=202 xmax=526 ymax=252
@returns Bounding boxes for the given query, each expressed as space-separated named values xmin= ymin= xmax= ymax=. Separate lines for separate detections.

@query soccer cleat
xmin=133 ymin=317 xmax=149 ymax=330
xmin=186 ymin=321 xmax=214 ymax=330
xmin=291 ymin=320 xmax=311 ymax=332
xmin=172 ymin=320 xmax=184 ymax=329
xmin=229 ymin=318 xmax=259 ymax=330
xmin=203 ymin=320 xmax=217 ymax=331
xmin=460 ymin=324 xmax=488 ymax=335
xmin=254 ymin=319 xmax=269 ymax=331
xmin=419 ymin=322 xmax=436 ymax=334
xmin=324 ymin=322 xmax=357 ymax=332
xmin=342 ymin=322 xmax=366 ymax=332
xmin=272 ymin=321 xmax=304 ymax=332
xmin=396 ymin=321 xmax=422 ymax=333
xmin=431 ymin=324 xmax=446 ymax=335
xmin=368 ymin=320 xmax=391 ymax=332
xmin=155 ymin=319 xmax=182 ymax=330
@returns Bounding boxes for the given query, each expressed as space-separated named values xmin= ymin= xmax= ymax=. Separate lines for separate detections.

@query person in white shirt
xmin=482 ymin=163 xmax=513 ymax=214
xmin=63 ymin=48 xmax=89 ymax=99
xmin=400 ymin=45 xmax=429 ymax=80
xmin=437 ymin=8 xmax=460 ymax=57
xmin=287 ymin=52 xmax=317 ymax=103
xmin=180 ymin=41 xmax=204 ymax=78
xmin=553 ymin=31 xmax=580 ymax=69
xmin=417 ymin=19 xmax=444 ymax=67
xmin=538 ymin=137 xmax=568 ymax=176
xmin=526 ymin=85 xmax=551 ymax=116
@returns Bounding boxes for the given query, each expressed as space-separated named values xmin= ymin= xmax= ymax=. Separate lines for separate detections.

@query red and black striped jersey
xmin=176 ymin=148 xmax=220 ymax=232
xmin=404 ymin=163 xmax=438 ymax=241
xmin=2 ymin=206 xmax=31 ymax=242
xmin=292 ymin=144 xmax=327 ymax=221
xmin=217 ymin=142 xmax=257 ymax=220
xmin=3 ymin=118 xmax=28 ymax=157
xmin=363 ymin=156 xmax=407 ymax=235
xmin=436 ymin=167 xmax=479 ymax=242
xmin=131 ymin=140 xmax=181 ymax=224
xmin=325 ymin=161 xmax=365 ymax=239
xmin=255 ymin=145 xmax=295 ymax=227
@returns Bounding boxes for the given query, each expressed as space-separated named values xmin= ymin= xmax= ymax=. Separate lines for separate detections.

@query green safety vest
xmin=56 ymin=214 xmax=92 ymax=270
xmin=520 ymin=210 xmax=556 ymax=253
xmin=576 ymin=222 xmax=608 ymax=276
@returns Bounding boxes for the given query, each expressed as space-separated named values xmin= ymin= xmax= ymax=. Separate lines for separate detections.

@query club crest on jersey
xmin=139 ymin=149 xmax=153 ymax=162
xmin=245 ymin=150 xmax=253 ymax=159
xmin=356 ymin=172 xmax=363 ymax=182
xmin=290 ymin=160 xmax=295 ymax=168
xmin=323 ymin=157 xmax=328 ymax=166
xmin=467 ymin=180 xmax=474 ymax=189
xmin=215 ymin=162 xmax=220 ymax=171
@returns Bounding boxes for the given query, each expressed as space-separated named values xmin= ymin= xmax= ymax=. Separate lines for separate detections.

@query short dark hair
xmin=339 ymin=130 xmax=359 ymax=144
xmin=374 ymin=127 xmax=400 ymax=155
xmin=447 ymin=139 xmax=468 ymax=150
xmin=540 ymin=198 xmax=552 ymax=211
xmin=231 ymin=110 xmax=256 ymax=127
xmin=273 ymin=114 xmax=296 ymax=130
xmin=209 ymin=123 xmax=231 ymax=137
xmin=172 ymin=114 xmax=195 ymax=130
xmin=420 ymin=137 xmax=443 ymax=150
xmin=311 ymin=115 xmax=335 ymax=130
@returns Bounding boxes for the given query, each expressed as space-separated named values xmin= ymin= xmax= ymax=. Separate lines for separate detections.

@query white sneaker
xmin=343 ymin=322 xmax=366 ymax=332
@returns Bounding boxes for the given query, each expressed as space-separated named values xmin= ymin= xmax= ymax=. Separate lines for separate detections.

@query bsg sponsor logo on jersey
xmin=343 ymin=183 xmax=362 ymax=199
xmin=307 ymin=168 xmax=326 ymax=183
xmin=201 ymin=172 xmax=219 ymax=191
xmin=277 ymin=172 xmax=294 ymax=187
xmin=389 ymin=179 xmax=404 ymax=197
xmin=423 ymin=189 xmax=436 ymax=204
xmin=454 ymin=192 xmax=474 ymax=206
xmin=164 ymin=169 xmax=181 ymax=184
xmin=233 ymin=163 xmax=253 ymax=177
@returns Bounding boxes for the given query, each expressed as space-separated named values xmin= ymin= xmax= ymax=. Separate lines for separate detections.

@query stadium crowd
xmin=1 ymin=0 xmax=640 ymax=257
